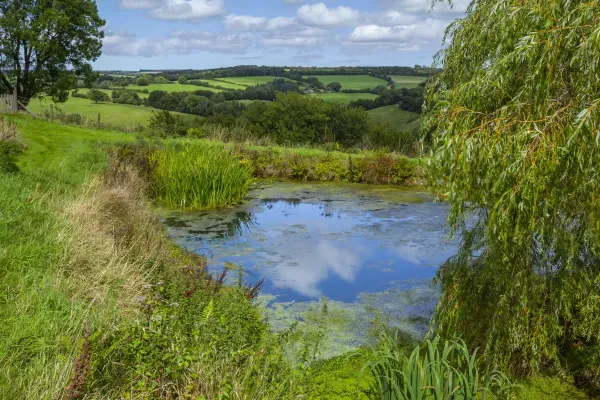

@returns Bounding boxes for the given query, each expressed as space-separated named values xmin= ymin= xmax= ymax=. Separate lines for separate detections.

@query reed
xmin=149 ymin=142 xmax=253 ymax=209
xmin=368 ymin=332 xmax=513 ymax=400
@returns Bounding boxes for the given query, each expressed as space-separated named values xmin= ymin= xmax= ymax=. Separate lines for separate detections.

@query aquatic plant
xmin=367 ymin=331 xmax=513 ymax=400
xmin=149 ymin=142 xmax=253 ymax=209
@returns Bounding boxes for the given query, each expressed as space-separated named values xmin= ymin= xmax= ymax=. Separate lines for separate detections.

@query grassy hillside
xmin=196 ymin=79 xmax=247 ymax=90
xmin=214 ymin=76 xmax=287 ymax=86
xmin=368 ymin=105 xmax=421 ymax=131
xmin=307 ymin=75 xmax=387 ymax=90
xmin=127 ymin=83 xmax=223 ymax=93
xmin=390 ymin=75 xmax=427 ymax=88
xmin=312 ymin=92 xmax=378 ymax=103
xmin=28 ymin=95 xmax=198 ymax=127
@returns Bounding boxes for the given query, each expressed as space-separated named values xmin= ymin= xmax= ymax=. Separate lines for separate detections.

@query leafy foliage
xmin=425 ymin=0 xmax=600 ymax=378
xmin=0 ymin=0 xmax=104 ymax=103
xmin=86 ymin=88 xmax=110 ymax=104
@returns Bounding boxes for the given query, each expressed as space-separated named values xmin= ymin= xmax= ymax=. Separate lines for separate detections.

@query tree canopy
xmin=0 ymin=0 xmax=105 ymax=104
xmin=425 ymin=0 xmax=600 ymax=380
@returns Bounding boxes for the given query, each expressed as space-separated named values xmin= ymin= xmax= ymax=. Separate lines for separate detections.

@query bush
xmin=147 ymin=110 xmax=188 ymax=137
xmin=149 ymin=143 xmax=254 ymax=209
xmin=87 ymin=89 xmax=110 ymax=104
xmin=71 ymin=92 xmax=87 ymax=99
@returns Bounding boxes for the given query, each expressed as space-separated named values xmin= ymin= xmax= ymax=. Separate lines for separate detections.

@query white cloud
xmin=119 ymin=0 xmax=225 ymax=21
xmin=382 ymin=0 xmax=471 ymax=15
xmin=224 ymin=15 xmax=268 ymax=31
xmin=297 ymin=3 xmax=362 ymax=28
xmin=349 ymin=19 xmax=447 ymax=43
xmin=102 ymin=29 xmax=253 ymax=57
xmin=223 ymin=15 xmax=297 ymax=32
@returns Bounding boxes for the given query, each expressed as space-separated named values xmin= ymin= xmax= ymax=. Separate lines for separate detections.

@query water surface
xmin=163 ymin=182 xmax=456 ymax=354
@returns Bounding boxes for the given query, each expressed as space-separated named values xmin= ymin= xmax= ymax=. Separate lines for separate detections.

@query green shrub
xmin=149 ymin=143 xmax=253 ymax=209
xmin=392 ymin=157 xmax=415 ymax=184
xmin=147 ymin=110 xmax=188 ymax=137
xmin=289 ymin=155 xmax=310 ymax=180
xmin=312 ymin=157 xmax=346 ymax=181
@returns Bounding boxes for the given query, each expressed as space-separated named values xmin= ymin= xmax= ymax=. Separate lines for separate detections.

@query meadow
xmin=213 ymin=76 xmax=287 ymax=86
xmin=127 ymin=83 xmax=223 ymax=93
xmin=390 ymin=75 xmax=427 ymax=88
xmin=28 ymin=95 xmax=198 ymax=126
xmin=368 ymin=106 xmax=421 ymax=131
xmin=307 ymin=75 xmax=387 ymax=90
xmin=195 ymin=79 xmax=247 ymax=89
xmin=312 ymin=92 xmax=378 ymax=103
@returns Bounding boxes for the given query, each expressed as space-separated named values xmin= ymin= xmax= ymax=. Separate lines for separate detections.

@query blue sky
xmin=96 ymin=0 xmax=468 ymax=71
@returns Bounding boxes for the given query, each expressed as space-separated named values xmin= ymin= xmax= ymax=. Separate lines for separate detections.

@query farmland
xmin=27 ymin=95 xmax=198 ymax=126
xmin=306 ymin=75 xmax=387 ymax=90
xmin=213 ymin=76 xmax=287 ymax=86
xmin=195 ymin=79 xmax=247 ymax=90
xmin=312 ymin=92 xmax=378 ymax=103
xmin=127 ymin=83 xmax=223 ymax=93
xmin=390 ymin=75 xmax=427 ymax=88
xmin=368 ymin=106 xmax=421 ymax=131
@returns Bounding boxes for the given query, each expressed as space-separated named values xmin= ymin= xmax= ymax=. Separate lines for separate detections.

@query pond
xmin=163 ymin=182 xmax=457 ymax=356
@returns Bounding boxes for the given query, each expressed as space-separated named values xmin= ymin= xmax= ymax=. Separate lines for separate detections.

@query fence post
xmin=50 ymin=104 xmax=54 ymax=120
xmin=12 ymin=87 xmax=17 ymax=113
xmin=97 ymin=113 xmax=101 ymax=128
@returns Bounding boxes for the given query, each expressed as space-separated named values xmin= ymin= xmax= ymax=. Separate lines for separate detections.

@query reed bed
xmin=367 ymin=332 xmax=513 ymax=400
xmin=149 ymin=143 xmax=253 ymax=209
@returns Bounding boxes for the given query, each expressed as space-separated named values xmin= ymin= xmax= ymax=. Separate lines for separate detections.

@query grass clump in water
xmin=150 ymin=143 xmax=253 ymax=209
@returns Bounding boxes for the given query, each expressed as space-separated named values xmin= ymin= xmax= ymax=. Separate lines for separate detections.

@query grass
xmin=368 ymin=332 xmax=513 ymax=399
xmin=307 ymin=75 xmax=388 ymax=90
xmin=28 ymin=95 xmax=198 ymax=127
xmin=149 ymin=142 xmax=254 ymax=209
xmin=127 ymin=83 xmax=223 ymax=93
xmin=213 ymin=76 xmax=290 ymax=86
xmin=390 ymin=75 xmax=426 ymax=89
xmin=195 ymin=79 xmax=247 ymax=90
xmin=368 ymin=106 xmax=421 ymax=131
xmin=312 ymin=92 xmax=378 ymax=103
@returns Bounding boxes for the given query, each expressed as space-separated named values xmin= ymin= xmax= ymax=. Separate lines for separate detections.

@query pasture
xmin=312 ymin=92 xmax=378 ymax=103
xmin=195 ymin=79 xmax=246 ymax=90
xmin=307 ymin=75 xmax=387 ymax=90
xmin=213 ymin=76 xmax=290 ymax=86
xmin=368 ymin=106 xmax=421 ymax=132
xmin=127 ymin=83 xmax=223 ymax=93
xmin=27 ymin=95 xmax=198 ymax=127
xmin=390 ymin=75 xmax=427 ymax=88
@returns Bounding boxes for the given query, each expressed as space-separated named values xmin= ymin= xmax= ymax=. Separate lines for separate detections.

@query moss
xmin=516 ymin=377 xmax=591 ymax=400
xmin=305 ymin=350 xmax=374 ymax=400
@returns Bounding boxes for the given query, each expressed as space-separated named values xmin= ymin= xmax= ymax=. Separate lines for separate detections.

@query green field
xmin=213 ymin=76 xmax=288 ymax=86
xmin=312 ymin=92 xmax=378 ymax=103
xmin=28 ymin=95 xmax=198 ymax=127
xmin=368 ymin=105 xmax=421 ymax=131
xmin=127 ymin=83 xmax=223 ymax=93
xmin=390 ymin=75 xmax=427 ymax=88
xmin=307 ymin=75 xmax=387 ymax=90
xmin=196 ymin=79 xmax=247 ymax=90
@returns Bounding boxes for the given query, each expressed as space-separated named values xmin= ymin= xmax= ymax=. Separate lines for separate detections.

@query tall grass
xmin=367 ymin=331 xmax=513 ymax=400
xmin=149 ymin=143 xmax=253 ymax=209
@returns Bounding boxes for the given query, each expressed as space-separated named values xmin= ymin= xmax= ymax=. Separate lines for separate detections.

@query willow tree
xmin=425 ymin=0 xmax=600 ymax=377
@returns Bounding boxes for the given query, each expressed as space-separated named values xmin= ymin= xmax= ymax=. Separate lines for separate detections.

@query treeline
xmin=350 ymin=85 xmax=425 ymax=113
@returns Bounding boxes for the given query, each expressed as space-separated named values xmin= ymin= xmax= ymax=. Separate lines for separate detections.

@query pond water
xmin=163 ymin=182 xmax=457 ymax=355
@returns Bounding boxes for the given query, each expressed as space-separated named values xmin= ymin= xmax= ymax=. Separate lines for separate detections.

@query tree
xmin=154 ymin=76 xmax=169 ymax=84
xmin=136 ymin=76 xmax=152 ymax=86
xmin=425 ymin=0 xmax=600 ymax=379
xmin=326 ymin=82 xmax=342 ymax=92
xmin=177 ymin=75 xmax=188 ymax=84
xmin=0 ymin=0 xmax=104 ymax=105
xmin=87 ymin=89 xmax=109 ymax=104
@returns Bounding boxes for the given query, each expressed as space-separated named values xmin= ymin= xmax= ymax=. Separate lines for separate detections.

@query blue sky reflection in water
xmin=163 ymin=182 xmax=458 ymax=350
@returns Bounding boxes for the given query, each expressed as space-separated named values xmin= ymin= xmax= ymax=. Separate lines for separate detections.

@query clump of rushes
xmin=149 ymin=143 xmax=253 ymax=209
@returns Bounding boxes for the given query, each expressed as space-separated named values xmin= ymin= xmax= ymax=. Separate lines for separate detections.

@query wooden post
xmin=12 ymin=87 xmax=17 ymax=113
xmin=50 ymin=104 xmax=54 ymax=120
xmin=97 ymin=113 xmax=101 ymax=128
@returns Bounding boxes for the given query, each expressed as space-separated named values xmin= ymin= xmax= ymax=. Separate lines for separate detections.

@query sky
xmin=95 ymin=0 xmax=469 ymax=71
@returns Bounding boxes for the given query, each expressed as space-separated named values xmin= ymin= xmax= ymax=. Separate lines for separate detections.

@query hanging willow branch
xmin=425 ymin=0 xmax=600 ymax=376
